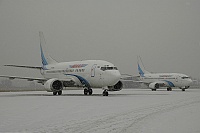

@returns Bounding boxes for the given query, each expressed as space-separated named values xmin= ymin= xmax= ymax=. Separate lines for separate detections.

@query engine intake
xmin=108 ymin=81 xmax=123 ymax=91
xmin=149 ymin=82 xmax=159 ymax=89
xmin=44 ymin=79 xmax=63 ymax=92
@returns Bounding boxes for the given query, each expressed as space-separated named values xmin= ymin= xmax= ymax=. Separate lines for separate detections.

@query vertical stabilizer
xmin=39 ymin=32 xmax=57 ymax=66
xmin=137 ymin=56 xmax=150 ymax=77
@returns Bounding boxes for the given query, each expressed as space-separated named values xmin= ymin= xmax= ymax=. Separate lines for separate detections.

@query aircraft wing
xmin=135 ymin=81 xmax=170 ymax=87
xmin=0 ymin=75 xmax=47 ymax=83
xmin=4 ymin=65 xmax=42 ymax=69
xmin=132 ymin=80 xmax=144 ymax=83
xmin=120 ymin=74 xmax=140 ymax=81
xmin=0 ymin=75 xmax=85 ymax=87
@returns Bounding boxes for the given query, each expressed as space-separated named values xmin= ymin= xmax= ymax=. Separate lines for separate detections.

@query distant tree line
xmin=0 ymin=79 xmax=44 ymax=91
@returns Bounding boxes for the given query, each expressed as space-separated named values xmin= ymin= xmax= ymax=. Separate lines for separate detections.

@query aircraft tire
xmin=53 ymin=91 xmax=57 ymax=95
xmin=88 ymin=89 xmax=93 ymax=95
xmin=152 ymin=89 xmax=156 ymax=91
xmin=167 ymin=88 xmax=172 ymax=91
xmin=103 ymin=90 xmax=109 ymax=96
xmin=182 ymin=89 xmax=185 ymax=91
xmin=58 ymin=91 xmax=62 ymax=95
xmin=84 ymin=88 xmax=88 ymax=95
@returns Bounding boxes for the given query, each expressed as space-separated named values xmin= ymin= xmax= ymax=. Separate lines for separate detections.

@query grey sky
xmin=0 ymin=0 xmax=200 ymax=78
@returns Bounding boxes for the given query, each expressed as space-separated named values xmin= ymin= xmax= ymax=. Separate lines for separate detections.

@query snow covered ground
xmin=0 ymin=89 xmax=200 ymax=133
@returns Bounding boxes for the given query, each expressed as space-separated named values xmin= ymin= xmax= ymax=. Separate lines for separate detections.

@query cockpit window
xmin=101 ymin=67 xmax=118 ymax=71
xmin=182 ymin=76 xmax=190 ymax=79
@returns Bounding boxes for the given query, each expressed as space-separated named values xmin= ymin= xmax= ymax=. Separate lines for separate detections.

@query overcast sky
xmin=0 ymin=0 xmax=200 ymax=79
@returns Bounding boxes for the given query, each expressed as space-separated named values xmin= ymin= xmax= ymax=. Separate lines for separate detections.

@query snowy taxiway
xmin=0 ymin=89 xmax=200 ymax=133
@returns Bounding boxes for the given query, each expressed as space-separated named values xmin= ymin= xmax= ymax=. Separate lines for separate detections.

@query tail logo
xmin=138 ymin=64 xmax=144 ymax=77
xmin=40 ymin=44 xmax=48 ymax=66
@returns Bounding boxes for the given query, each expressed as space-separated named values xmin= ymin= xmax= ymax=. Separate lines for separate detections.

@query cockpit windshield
xmin=101 ymin=67 xmax=118 ymax=71
xmin=181 ymin=76 xmax=190 ymax=79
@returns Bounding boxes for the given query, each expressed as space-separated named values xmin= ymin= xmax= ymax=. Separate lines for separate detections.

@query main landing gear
xmin=53 ymin=91 xmax=62 ymax=95
xmin=83 ymin=88 xmax=109 ymax=96
xmin=84 ymin=88 xmax=93 ymax=95
xmin=167 ymin=87 xmax=172 ymax=91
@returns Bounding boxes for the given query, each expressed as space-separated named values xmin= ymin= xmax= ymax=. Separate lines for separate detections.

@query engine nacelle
xmin=108 ymin=81 xmax=123 ymax=91
xmin=149 ymin=82 xmax=159 ymax=89
xmin=44 ymin=79 xmax=63 ymax=92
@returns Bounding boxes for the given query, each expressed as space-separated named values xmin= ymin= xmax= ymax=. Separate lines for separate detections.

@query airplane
xmin=136 ymin=56 xmax=192 ymax=91
xmin=0 ymin=32 xmax=123 ymax=96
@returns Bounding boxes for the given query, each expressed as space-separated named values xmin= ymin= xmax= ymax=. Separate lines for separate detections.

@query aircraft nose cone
xmin=112 ymin=71 xmax=121 ymax=82
xmin=103 ymin=70 xmax=121 ymax=86
xmin=188 ymin=79 xmax=193 ymax=85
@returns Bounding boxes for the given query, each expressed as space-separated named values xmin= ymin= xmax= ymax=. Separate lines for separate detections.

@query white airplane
xmin=136 ymin=57 xmax=192 ymax=91
xmin=0 ymin=32 xmax=123 ymax=96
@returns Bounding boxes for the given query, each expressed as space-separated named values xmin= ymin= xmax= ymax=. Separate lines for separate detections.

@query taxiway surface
xmin=0 ymin=89 xmax=200 ymax=133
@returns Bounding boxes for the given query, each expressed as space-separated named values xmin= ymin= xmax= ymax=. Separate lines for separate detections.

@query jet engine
xmin=149 ymin=82 xmax=159 ymax=89
xmin=44 ymin=79 xmax=63 ymax=92
xmin=108 ymin=81 xmax=123 ymax=91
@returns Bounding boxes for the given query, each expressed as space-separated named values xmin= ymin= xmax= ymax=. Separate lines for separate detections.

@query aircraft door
xmin=175 ymin=76 xmax=178 ymax=82
xmin=91 ymin=64 xmax=97 ymax=77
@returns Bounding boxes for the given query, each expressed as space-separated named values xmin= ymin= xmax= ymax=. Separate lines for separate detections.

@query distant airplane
xmin=136 ymin=56 xmax=192 ymax=91
xmin=0 ymin=32 xmax=123 ymax=96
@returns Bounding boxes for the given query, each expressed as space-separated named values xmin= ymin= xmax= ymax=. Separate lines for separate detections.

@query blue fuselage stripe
xmin=164 ymin=80 xmax=175 ymax=87
xmin=40 ymin=45 xmax=48 ymax=66
xmin=65 ymin=74 xmax=91 ymax=88
xmin=138 ymin=64 xmax=144 ymax=77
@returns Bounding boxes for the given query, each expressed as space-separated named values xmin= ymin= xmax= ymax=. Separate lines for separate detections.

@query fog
xmin=0 ymin=0 xmax=200 ymax=78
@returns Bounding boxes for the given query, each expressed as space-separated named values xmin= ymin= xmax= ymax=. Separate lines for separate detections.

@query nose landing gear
xmin=103 ymin=89 xmax=109 ymax=96
xmin=180 ymin=86 xmax=189 ymax=91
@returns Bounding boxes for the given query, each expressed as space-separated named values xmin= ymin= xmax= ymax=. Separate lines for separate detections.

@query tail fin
xmin=39 ymin=31 xmax=57 ymax=66
xmin=137 ymin=56 xmax=150 ymax=77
